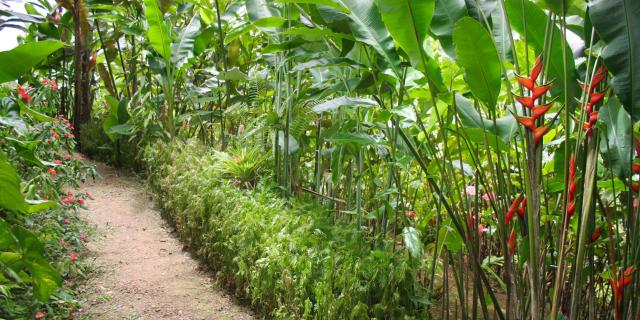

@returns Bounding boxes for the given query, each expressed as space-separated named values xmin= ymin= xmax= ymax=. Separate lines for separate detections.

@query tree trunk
xmin=72 ymin=0 xmax=93 ymax=147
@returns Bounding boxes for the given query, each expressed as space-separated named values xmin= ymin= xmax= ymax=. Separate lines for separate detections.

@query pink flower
xmin=79 ymin=233 xmax=86 ymax=240
xmin=482 ymin=192 xmax=495 ymax=201
xmin=77 ymin=198 xmax=84 ymax=205
xmin=465 ymin=186 xmax=476 ymax=196
xmin=54 ymin=160 xmax=62 ymax=165
xmin=634 ymin=199 xmax=639 ymax=209
xmin=478 ymin=224 xmax=487 ymax=234
xmin=50 ymin=80 xmax=58 ymax=91
xmin=35 ymin=311 xmax=46 ymax=319
xmin=69 ymin=252 xmax=78 ymax=262
xmin=64 ymin=217 xmax=71 ymax=224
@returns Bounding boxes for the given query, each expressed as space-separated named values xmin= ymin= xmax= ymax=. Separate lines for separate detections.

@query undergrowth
xmin=144 ymin=140 xmax=428 ymax=319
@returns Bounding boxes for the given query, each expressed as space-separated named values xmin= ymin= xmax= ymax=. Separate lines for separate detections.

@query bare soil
xmin=75 ymin=162 xmax=255 ymax=320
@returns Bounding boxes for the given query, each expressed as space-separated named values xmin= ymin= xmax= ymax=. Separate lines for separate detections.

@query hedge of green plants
xmin=143 ymin=140 xmax=428 ymax=319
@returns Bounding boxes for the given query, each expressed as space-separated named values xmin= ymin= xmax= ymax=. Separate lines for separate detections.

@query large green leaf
xmin=11 ymin=226 xmax=61 ymax=302
xmin=599 ymin=96 xmax=632 ymax=180
xmin=377 ymin=0 xmax=435 ymax=72
xmin=491 ymin=7 xmax=513 ymax=62
xmin=0 ymin=152 xmax=27 ymax=213
xmin=312 ymin=96 xmax=376 ymax=113
xmin=452 ymin=17 xmax=502 ymax=108
xmin=171 ymin=13 xmax=201 ymax=70
xmin=505 ymin=0 xmax=578 ymax=107
xmin=430 ymin=0 xmax=466 ymax=57
xmin=0 ymin=40 xmax=64 ymax=84
xmin=402 ymin=226 xmax=423 ymax=258
xmin=454 ymin=94 xmax=517 ymax=141
xmin=337 ymin=0 xmax=401 ymax=75
xmin=246 ymin=0 xmax=281 ymax=36
xmin=275 ymin=0 xmax=349 ymax=13
xmin=589 ymin=0 xmax=640 ymax=121
xmin=331 ymin=132 xmax=376 ymax=146
xmin=144 ymin=0 xmax=172 ymax=63
xmin=103 ymin=96 xmax=130 ymax=142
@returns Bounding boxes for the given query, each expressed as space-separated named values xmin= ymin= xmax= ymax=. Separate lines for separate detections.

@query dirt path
xmin=76 ymin=163 xmax=255 ymax=320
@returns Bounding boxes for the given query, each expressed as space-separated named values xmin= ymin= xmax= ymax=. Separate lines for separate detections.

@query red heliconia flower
xmin=515 ymin=96 xmax=536 ymax=109
xmin=566 ymin=155 xmax=578 ymax=220
xmin=533 ymin=126 xmax=549 ymax=144
xmin=566 ymin=201 xmax=576 ymax=218
xmin=584 ymin=111 xmax=599 ymax=136
xmin=516 ymin=56 xmax=544 ymax=90
xmin=18 ymin=85 xmax=32 ymax=103
xmin=569 ymin=156 xmax=576 ymax=178
xmin=633 ymin=163 xmax=640 ymax=174
xmin=516 ymin=197 xmax=527 ymax=217
xmin=508 ymin=228 xmax=517 ymax=255
xmin=516 ymin=117 xmax=537 ymax=131
xmin=532 ymin=103 xmax=553 ymax=120
xmin=591 ymin=226 xmax=604 ymax=242
xmin=505 ymin=197 xmax=521 ymax=225
xmin=514 ymin=56 xmax=555 ymax=145
xmin=35 ymin=311 xmax=46 ymax=319
xmin=612 ymin=266 xmax=635 ymax=301
xmin=581 ymin=66 xmax=607 ymax=138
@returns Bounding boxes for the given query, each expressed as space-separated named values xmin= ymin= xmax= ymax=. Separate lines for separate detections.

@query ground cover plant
xmin=1 ymin=0 xmax=639 ymax=318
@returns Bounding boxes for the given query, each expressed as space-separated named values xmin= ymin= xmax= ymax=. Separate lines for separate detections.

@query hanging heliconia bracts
xmin=566 ymin=156 xmax=577 ymax=219
xmin=580 ymin=66 xmax=607 ymax=136
xmin=514 ymin=56 xmax=554 ymax=144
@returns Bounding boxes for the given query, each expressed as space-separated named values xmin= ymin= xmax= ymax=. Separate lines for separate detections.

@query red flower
xmin=612 ymin=266 xmax=635 ymax=301
xmin=533 ymin=126 xmax=549 ymax=144
xmin=54 ymin=160 xmax=62 ymax=165
xmin=632 ymin=162 xmax=640 ymax=174
xmin=64 ymin=217 xmax=71 ymax=224
xmin=631 ymin=182 xmax=640 ymax=193
xmin=505 ymin=197 xmax=521 ymax=225
xmin=69 ymin=252 xmax=78 ymax=262
xmin=35 ymin=311 xmax=46 ymax=319
xmin=508 ymin=229 xmax=517 ymax=255
xmin=591 ymin=226 xmax=604 ymax=242
xmin=77 ymin=198 xmax=84 ymax=205
xmin=17 ymin=85 xmax=32 ymax=103
xmin=581 ymin=66 xmax=607 ymax=137
xmin=50 ymin=80 xmax=58 ymax=91
xmin=516 ymin=197 xmax=527 ymax=217
xmin=80 ymin=233 xmax=87 ymax=240
xmin=48 ymin=168 xmax=56 ymax=176
xmin=514 ymin=55 xmax=554 ymax=145
xmin=566 ymin=155 xmax=578 ymax=221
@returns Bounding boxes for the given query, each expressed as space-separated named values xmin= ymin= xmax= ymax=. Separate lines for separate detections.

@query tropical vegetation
xmin=1 ymin=0 xmax=639 ymax=318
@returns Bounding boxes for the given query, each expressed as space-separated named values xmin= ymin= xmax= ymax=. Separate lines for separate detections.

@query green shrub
xmin=79 ymin=117 xmax=141 ymax=169
xmin=144 ymin=140 xmax=428 ymax=319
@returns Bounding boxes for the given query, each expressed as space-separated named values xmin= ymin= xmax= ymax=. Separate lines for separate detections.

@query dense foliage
xmin=1 ymin=0 xmax=640 ymax=319
xmin=0 ymin=84 xmax=95 ymax=318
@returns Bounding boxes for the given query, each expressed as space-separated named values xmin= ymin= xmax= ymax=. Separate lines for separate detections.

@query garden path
xmin=75 ymin=162 xmax=254 ymax=320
